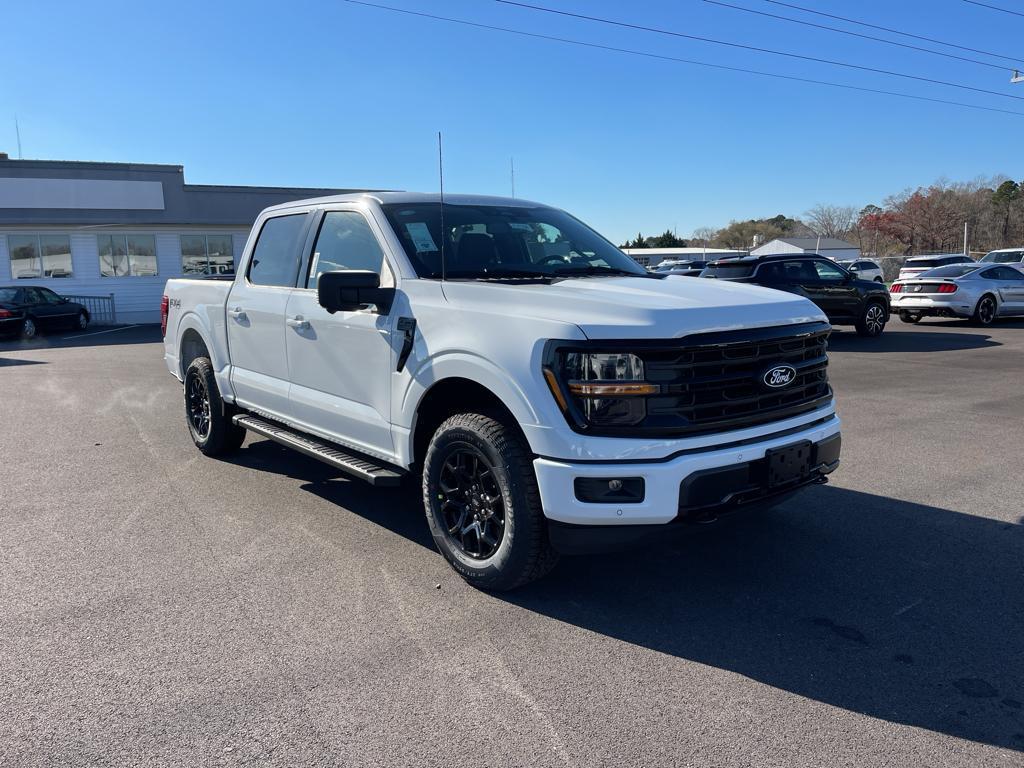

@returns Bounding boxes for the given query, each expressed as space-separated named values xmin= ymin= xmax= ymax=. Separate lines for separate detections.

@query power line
xmin=704 ymin=0 xmax=1008 ymax=71
xmin=338 ymin=0 xmax=1024 ymax=117
xmin=760 ymin=0 xmax=1024 ymax=67
xmin=492 ymin=0 xmax=1024 ymax=103
xmin=962 ymin=1 xmax=1024 ymax=19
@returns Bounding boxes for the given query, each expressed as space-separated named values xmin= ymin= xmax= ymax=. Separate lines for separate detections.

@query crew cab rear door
xmin=283 ymin=206 xmax=397 ymax=458
xmin=226 ymin=210 xmax=312 ymax=419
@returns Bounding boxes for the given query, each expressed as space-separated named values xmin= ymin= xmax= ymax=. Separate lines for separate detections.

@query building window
xmin=7 ymin=234 xmax=73 ymax=279
xmin=98 ymin=234 xmax=158 ymax=277
xmin=181 ymin=234 xmax=235 ymax=275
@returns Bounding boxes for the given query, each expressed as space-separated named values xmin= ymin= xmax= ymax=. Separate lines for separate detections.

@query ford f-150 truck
xmin=162 ymin=193 xmax=841 ymax=590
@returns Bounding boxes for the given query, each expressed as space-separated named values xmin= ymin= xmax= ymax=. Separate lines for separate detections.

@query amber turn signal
xmin=567 ymin=382 xmax=659 ymax=397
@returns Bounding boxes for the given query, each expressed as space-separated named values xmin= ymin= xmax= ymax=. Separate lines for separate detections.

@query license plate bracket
xmin=766 ymin=441 xmax=813 ymax=487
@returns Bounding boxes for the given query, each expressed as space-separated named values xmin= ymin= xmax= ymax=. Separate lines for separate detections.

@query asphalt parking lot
xmin=1 ymin=320 xmax=1022 ymax=767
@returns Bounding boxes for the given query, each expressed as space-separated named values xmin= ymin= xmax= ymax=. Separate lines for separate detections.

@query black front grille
xmin=551 ymin=322 xmax=833 ymax=437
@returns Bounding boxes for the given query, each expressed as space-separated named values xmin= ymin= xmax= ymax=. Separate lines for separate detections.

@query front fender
xmin=395 ymin=350 xmax=558 ymax=466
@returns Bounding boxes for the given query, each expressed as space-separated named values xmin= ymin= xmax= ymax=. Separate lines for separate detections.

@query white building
xmin=750 ymin=236 xmax=859 ymax=261
xmin=0 ymin=157 xmax=356 ymax=323
xmin=621 ymin=247 xmax=747 ymax=268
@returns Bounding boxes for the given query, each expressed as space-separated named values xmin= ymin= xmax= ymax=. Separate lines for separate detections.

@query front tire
xmin=183 ymin=357 xmax=245 ymax=456
xmin=972 ymin=294 xmax=997 ymax=326
xmin=899 ymin=311 xmax=921 ymax=324
xmin=856 ymin=301 xmax=887 ymax=337
xmin=76 ymin=311 xmax=88 ymax=331
xmin=423 ymin=412 xmax=558 ymax=591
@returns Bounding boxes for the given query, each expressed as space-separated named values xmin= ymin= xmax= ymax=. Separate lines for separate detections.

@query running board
xmin=233 ymin=414 xmax=405 ymax=487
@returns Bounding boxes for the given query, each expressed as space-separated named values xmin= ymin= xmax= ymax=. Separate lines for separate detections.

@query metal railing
xmin=62 ymin=294 xmax=117 ymax=325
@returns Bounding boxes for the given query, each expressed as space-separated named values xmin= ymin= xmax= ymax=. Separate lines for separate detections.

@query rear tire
xmin=972 ymin=294 xmax=997 ymax=326
xmin=899 ymin=311 xmax=921 ymax=324
xmin=423 ymin=412 xmax=558 ymax=591
xmin=20 ymin=317 xmax=37 ymax=340
xmin=183 ymin=357 xmax=245 ymax=456
xmin=855 ymin=301 xmax=887 ymax=337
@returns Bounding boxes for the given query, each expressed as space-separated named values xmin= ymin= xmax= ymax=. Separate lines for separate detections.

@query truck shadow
xmin=827 ymin=329 xmax=1000 ymax=353
xmin=228 ymin=441 xmax=1023 ymax=751
xmin=232 ymin=438 xmax=434 ymax=549
xmin=506 ymin=485 xmax=1024 ymax=752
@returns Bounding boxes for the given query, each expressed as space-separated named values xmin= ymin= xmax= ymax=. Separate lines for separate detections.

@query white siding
xmin=1 ymin=228 xmax=249 ymax=324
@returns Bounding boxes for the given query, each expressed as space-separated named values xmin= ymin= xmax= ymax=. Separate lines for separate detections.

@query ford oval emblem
xmin=763 ymin=365 xmax=797 ymax=389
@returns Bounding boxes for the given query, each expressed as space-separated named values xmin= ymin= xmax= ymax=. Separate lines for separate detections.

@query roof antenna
xmin=510 ymin=156 xmax=516 ymax=198
xmin=15 ymin=116 xmax=22 ymax=159
xmin=438 ymin=131 xmax=446 ymax=282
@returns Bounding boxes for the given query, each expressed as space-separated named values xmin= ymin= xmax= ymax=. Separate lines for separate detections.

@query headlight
xmin=547 ymin=351 xmax=657 ymax=428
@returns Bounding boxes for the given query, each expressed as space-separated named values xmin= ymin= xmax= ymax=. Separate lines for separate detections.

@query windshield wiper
xmin=552 ymin=265 xmax=649 ymax=278
xmin=442 ymin=268 xmax=554 ymax=281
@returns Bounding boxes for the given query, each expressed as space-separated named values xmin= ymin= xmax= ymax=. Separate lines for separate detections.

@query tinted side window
xmin=813 ymin=260 xmax=847 ymax=280
xmin=991 ymin=266 xmax=1023 ymax=280
xmin=306 ymin=211 xmax=387 ymax=289
xmin=248 ymin=214 xmax=306 ymax=287
xmin=38 ymin=288 xmax=62 ymax=304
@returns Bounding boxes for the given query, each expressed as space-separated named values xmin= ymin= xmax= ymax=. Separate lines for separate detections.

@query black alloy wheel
xmin=974 ymin=295 xmax=996 ymax=326
xmin=186 ymin=369 xmax=212 ymax=440
xmin=437 ymin=445 xmax=506 ymax=560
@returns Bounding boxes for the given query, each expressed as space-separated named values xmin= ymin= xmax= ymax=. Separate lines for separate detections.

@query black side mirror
xmin=317 ymin=270 xmax=395 ymax=314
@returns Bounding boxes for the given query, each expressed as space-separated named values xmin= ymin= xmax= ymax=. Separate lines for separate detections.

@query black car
xmin=0 ymin=286 xmax=90 ymax=340
xmin=702 ymin=253 xmax=891 ymax=337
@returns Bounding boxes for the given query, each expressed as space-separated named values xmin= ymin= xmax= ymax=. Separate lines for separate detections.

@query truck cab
xmin=163 ymin=193 xmax=841 ymax=590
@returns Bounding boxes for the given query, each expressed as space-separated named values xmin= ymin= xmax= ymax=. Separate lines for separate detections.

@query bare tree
xmin=690 ymin=226 xmax=717 ymax=247
xmin=805 ymin=204 xmax=858 ymax=239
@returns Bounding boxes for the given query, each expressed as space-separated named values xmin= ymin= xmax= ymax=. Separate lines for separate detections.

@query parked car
xmin=702 ymin=253 xmax=891 ymax=337
xmin=0 ymin=286 xmax=90 ymax=339
xmin=890 ymin=263 xmax=1024 ymax=325
xmin=979 ymin=247 xmax=1024 ymax=270
xmin=656 ymin=260 xmax=708 ymax=276
xmin=162 ymin=193 xmax=841 ymax=590
xmin=897 ymin=254 xmax=974 ymax=280
xmin=838 ymin=259 xmax=884 ymax=283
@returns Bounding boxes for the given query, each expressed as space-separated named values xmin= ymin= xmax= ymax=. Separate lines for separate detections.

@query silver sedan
xmin=890 ymin=263 xmax=1024 ymax=325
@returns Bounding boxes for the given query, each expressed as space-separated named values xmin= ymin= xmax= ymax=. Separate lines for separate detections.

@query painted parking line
xmin=62 ymin=324 xmax=141 ymax=340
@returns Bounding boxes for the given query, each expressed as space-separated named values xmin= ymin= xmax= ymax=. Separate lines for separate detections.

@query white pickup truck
xmin=162 ymin=192 xmax=841 ymax=590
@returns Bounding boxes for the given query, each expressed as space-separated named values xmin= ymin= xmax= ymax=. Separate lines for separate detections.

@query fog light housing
xmin=574 ymin=477 xmax=645 ymax=503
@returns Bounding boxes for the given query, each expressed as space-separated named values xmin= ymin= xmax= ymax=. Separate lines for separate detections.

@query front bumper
xmin=891 ymin=295 xmax=973 ymax=318
xmin=533 ymin=414 xmax=841 ymax=539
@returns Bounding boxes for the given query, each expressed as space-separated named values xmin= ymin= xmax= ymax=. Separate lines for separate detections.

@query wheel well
xmin=412 ymin=378 xmax=527 ymax=468
xmin=179 ymin=329 xmax=210 ymax=377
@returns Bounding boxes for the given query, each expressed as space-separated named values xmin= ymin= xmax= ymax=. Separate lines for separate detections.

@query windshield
xmin=381 ymin=203 xmax=648 ymax=280
xmin=981 ymin=251 xmax=1022 ymax=263
xmin=918 ymin=265 xmax=981 ymax=278
xmin=0 ymin=288 xmax=17 ymax=302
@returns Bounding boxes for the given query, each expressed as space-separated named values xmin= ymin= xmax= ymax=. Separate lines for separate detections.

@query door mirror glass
xmin=317 ymin=270 xmax=394 ymax=314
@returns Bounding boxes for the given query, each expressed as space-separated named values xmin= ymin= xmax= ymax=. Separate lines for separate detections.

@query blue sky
xmin=2 ymin=0 xmax=1022 ymax=243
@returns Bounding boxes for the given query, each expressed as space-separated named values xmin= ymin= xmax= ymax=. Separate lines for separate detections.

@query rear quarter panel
xmin=162 ymin=278 xmax=233 ymax=393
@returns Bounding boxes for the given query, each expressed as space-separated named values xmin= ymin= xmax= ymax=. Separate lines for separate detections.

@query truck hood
xmin=440 ymin=275 xmax=826 ymax=339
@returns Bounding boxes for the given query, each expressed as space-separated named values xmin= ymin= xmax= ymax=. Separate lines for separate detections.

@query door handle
xmin=228 ymin=307 xmax=246 ymax=320
xmin=286 ymin=315 xmax=310 ymax=330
